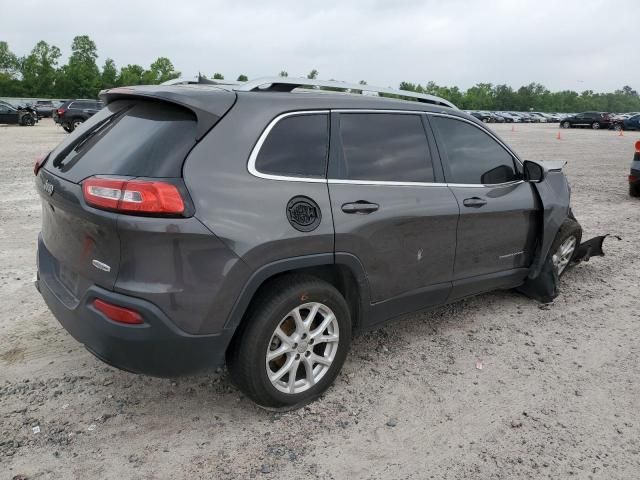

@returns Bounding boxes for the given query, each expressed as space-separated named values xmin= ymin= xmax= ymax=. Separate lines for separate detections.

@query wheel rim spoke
xmin=266 ymin=301 xmax=340 ymax=395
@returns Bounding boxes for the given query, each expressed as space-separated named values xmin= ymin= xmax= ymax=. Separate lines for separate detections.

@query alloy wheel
xmin=552 ymin=236 xmax=577 ymax=275
xmin=265 ymin=302 xmax=339 ymax=394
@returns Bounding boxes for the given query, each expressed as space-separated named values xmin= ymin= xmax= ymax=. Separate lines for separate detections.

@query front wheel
xmin=549 ymin=219 xmax=582 ymax=277
xmin=227 ymin=275 xmax=352 ymax=409
xmin=613 ymin=124 xmax=623 ymax=131
xmin=562 ymin=121 xmax=571 ymax=129
xmin=591 ymin=121 xmax=601 ymax=130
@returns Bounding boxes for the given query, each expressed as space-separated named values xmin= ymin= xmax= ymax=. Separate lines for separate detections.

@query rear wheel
xmin=227 ymin=275 xmax=352 ymax=409
xmin=630 ymin=183 xmax=640 ymax=197
xmin=613 ymin=123 xmax=623 ymax=131
xmin=549 ymin=219 xmax=582 ymax=277
xmin=562 ymin=121 xmax=571 ymax=129
xmin=62 ymin=122 xmax=74 ymax=133
xmin=591 ymin=121 xmax=601 ymax=130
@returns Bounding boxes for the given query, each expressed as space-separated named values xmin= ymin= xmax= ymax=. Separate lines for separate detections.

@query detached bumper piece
xmin=518 ymin=235 xmax=614 ymax=303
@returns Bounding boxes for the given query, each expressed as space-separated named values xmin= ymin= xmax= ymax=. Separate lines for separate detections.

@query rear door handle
xmin=341 ymin=201 xmax=379 ymax=214
xmin=463 ymin=197 xmax=487 ymax=208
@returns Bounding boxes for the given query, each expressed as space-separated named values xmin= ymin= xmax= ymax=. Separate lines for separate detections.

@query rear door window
xmin=334 ymin=113 xmax=434 ymax=182
xmin=254 ymin=113 xmax=329 ymax=178
xmin=46 ymin=100 xmax=197 ymax=183
xmin=430 ymin=116 xmax=517 ymax=185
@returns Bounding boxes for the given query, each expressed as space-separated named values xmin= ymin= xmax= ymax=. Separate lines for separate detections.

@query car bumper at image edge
xmin=36 ymin=247 xmax=233 ymax=377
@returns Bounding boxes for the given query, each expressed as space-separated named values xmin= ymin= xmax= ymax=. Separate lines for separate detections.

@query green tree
xmin=279 ymin=70 xmax=288 ymax=77
xmin=65 ymin=35 xmax=101 ymax=97
xmin=237 ymin=74 xmax=248 ymax=82
xmin=101 ymin=58 xmax=118 ymax=89
xmin=21 ymin=40 xmax=61 ymax=96
xmin=307 ymin=69 xmax=318 ymax=79
xmin=0 ymin=41 xmax=23 ymax=96
xmin=118 ymin=64 xmax=145 ymax=86
xmin=142 ymin=57 xmax=180 ymax=84
xmin=213 ymin=72 xmax=224 ymax=80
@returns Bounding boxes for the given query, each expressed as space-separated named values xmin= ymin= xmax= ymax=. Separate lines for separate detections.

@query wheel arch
xmin=224 ymin=253 xmax=371 ymax=337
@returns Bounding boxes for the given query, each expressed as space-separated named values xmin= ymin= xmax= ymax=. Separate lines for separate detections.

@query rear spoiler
xmin=99 ymin=85 xmax=236 ymax=140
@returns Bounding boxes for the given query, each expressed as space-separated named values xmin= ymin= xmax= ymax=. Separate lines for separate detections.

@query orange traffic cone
xmin=556 ymin=131 xmax=562 ymax=140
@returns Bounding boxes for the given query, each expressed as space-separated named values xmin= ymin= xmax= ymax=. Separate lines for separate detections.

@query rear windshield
xmin=46 ymin=100 xmax=197 ymax=183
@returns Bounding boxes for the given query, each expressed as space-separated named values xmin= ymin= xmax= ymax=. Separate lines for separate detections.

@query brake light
xmin=34 ymin=154 xmax=46 ymax=176
xmin=56 ymin=108 xmax=66 ymax=116
xmin=82 ymin=177 xmax=185 ymax=215
xmin=635 ymin=140 xmax=640 ymax=153
xmin=630 ymin=175 xmax=638 ymax=183
xmin=93 ymin=299 xmax=143 ymax=325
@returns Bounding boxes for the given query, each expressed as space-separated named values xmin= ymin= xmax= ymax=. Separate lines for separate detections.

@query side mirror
xmin=523 ymin=160 xmax=545 ymax=183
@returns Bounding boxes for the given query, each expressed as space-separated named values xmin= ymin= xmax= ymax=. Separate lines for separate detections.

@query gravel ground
xmin=1 ymin=119 xmax=639 ymax=479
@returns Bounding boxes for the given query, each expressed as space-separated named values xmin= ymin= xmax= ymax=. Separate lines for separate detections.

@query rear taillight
xmin=93 ymin=299 xmax=143 ymax=325
xmin=56 ymin=108 xmax=66 ymax=116
xmin=630 ymin=175 xmax=638 ymax=183
xmin=82 ymin=177 xmax=185 ymax=215
xmin=34 ymin=154 xmax=46 ymax=176
xmin=635 ymin=140 xmax=640 ymax=153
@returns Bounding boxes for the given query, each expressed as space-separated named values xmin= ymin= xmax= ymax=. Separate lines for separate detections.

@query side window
xmin=431 ymin=116 xmax=517 ymax=185
xmin=336 ymin=113 xmax=434 ymax=182
xmin=0 ymin=105 xmax=10 ymax=113
xmin=255 ymin=113 xmax=328 ymax=178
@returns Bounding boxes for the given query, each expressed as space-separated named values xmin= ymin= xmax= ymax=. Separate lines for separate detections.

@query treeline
xmin=2 ymin=37 xmax=639 ymax=112
xmin=0 ymin=36 xmax=185 ymax=99
xmin=398 ymin=81 xmax=640 ymax=113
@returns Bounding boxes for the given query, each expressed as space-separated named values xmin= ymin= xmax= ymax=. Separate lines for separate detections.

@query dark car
xmin=630 ymin=140 xmax=640 ymax=197
xmin=35 ymin=100 xmax=55 ymax=118
xmin=54 ymin=99 xmax=104 ymax=133
xmin=0 ymin=101 xmax=37 ymax=126
xmin=612 ymin=114 xmax=640 ymax=132
xmin=35 ymin=78 xmax=586 ymax=409
xmin=560 ymin=112 xmax=612 ymax=130
xmin=469 ymin=111 xmax=492 ymax=123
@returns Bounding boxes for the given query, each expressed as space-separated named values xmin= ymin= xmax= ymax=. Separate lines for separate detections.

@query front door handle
xmin=341 ymin=201 xmax=380 ymax=214
xmin=463 ymin=197 xmax=487 ymax=208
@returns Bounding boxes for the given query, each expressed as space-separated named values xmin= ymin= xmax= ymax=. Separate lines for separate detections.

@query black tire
xmin=562 ymin=121 xmax=571 ymax=129
xmin=591 ymin=121 xmax=600 ymax=130
xmin=227 ymin=275 xmax=352 ymax=409
xmin=62 ymin=122 xmax=74 ymax=133
xmin=630 ymin=183 xmax=640 ymax=197
xmin=548 ymin=218 xmax=582 ymax=277
xmin=613 ymin=124 xmax=623 ymax=131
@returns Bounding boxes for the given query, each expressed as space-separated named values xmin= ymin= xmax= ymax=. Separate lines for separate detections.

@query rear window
xmin=46 ymin=100 xmax=197 ymax=183
xmin=334 ymin=113 xmax=434 ymax=183
xmin=254 ymin=113 xmax=329 ymax=178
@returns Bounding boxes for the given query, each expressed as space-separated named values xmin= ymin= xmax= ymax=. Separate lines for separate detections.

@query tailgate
xmin=37 ymin=169 xmax=120 ymax=304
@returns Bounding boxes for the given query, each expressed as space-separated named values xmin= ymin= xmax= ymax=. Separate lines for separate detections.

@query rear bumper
xmin=37 ymin=238 xmax=234 ymax=377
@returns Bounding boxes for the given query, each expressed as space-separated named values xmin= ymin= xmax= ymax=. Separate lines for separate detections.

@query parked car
xmin=612 ymin=114 xmax=640 ymax=131
xmin=35 ymin=78 xmax=585 ymax=408
xmin=54 ymin=99 xmax=104 ymax=132
xmin=560 ymin=112 xmax=612 ymax=130
xmin=630 ymin=140 xmax=640 ymax=197
xmin=468 ymin=111 xmax=492 ymax=123
xmin=35 ymin=100 xmax=55 ymax=118
xmin=529 ymin=112 xmax=548 ymax=123
xmin=497 ymin=112 xmax=518 ymax=122
xmin=0 ymin=101 xmax=37 ymax=126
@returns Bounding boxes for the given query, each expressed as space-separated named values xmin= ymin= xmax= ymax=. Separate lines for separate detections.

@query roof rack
xmin=233 ymin=77 xmax=456 ymax=109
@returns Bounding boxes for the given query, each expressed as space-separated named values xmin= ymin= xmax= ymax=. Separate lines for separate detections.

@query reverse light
xmin=82 ymin=177 xmax=185 ymax=215
xmin=93 ymin=299 xmax=143 ymax=325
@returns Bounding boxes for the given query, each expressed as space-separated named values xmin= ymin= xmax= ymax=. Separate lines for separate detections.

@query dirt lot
xmin=1 ymin=119 xmax=639 ymax=479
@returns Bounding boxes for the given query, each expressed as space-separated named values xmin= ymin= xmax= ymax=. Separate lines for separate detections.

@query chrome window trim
xmin=247 ymin=108 xmax=524 ymax=188
xmin=247 ymin=110 xmax=330 ymax=183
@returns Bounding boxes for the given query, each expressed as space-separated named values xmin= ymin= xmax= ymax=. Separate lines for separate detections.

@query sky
xmin=1 ymin=0 xmax=638 ymax=92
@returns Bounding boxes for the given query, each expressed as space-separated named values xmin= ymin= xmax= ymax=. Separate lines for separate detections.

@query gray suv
xmin=34 ymin=78 xmax=583 ymax=408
